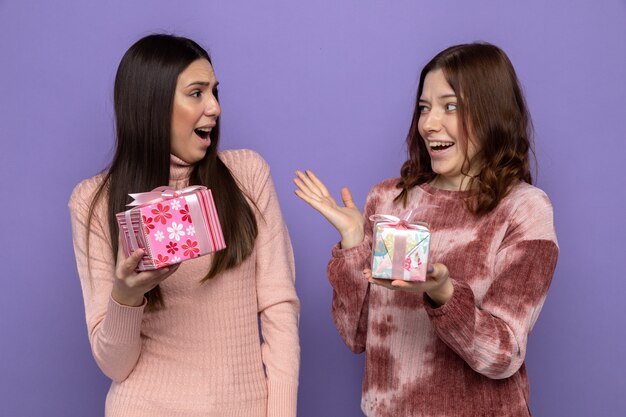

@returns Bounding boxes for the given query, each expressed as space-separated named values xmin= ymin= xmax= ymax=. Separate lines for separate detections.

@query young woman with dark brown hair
xmin=69 ymin=34 xmax=299 ymax=417
xmin=295 ymin=43 xmax=558 ymax=416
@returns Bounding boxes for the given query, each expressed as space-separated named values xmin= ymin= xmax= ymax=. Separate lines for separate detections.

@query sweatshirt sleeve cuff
xmin=267 ymin=379 xmax=299 ymax=417
xmin=101 ymin=296 xmax=147 ymax=344
xmin=330 ymin=240 xmax=370 ymax=259
xmin=424 ymin=278 xmax=474 ymax=319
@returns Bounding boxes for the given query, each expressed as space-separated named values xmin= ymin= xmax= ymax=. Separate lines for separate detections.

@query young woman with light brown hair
xmin=295 ymin=42 xmax=558 ymax=417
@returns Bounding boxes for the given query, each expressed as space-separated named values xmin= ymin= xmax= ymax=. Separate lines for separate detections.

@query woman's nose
xmin=204 ymin=95 xmax=221 ymax=117
xmin=422 ymin=111 xmax=441 ymax=132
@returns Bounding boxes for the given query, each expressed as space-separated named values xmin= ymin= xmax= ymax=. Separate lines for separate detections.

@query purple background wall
xmin=1 ymin=1 xmax=625 ymax=416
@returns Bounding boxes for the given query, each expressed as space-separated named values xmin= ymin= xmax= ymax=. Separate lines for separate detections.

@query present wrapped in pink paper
xmin=370 ymin=212 xmax=431 ymax=282
xmin=116 ymin=186 xmax=226 ymax=271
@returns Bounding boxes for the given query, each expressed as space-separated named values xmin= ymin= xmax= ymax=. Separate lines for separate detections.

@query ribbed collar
xmin=419 ymin=182 xmax=472 ymax=199
xmin=169 ymin=154 xmax=194 ymax=185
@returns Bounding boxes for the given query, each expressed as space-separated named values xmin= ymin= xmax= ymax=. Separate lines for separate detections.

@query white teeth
xmin=430 ymin=141 xmax=453 ymax=148
xmin=196 ymin=127 xmax=212 ymax=132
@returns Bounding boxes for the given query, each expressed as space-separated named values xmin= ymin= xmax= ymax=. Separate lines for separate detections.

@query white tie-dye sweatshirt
xmin=327 ymin=179 xmax=558 ymax=417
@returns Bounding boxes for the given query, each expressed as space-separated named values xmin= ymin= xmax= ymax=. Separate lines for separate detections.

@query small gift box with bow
xmin=116 ymin=186 xmax=226 ymax=271
xmin=370 ymin=211 xmax=431 ymax=282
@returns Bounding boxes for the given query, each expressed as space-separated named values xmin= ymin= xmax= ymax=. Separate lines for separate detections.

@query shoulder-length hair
xmin=396 ymin=42 xmax=534 ymax=215
xmin=87 ymin=34 xmax=257 ymax=309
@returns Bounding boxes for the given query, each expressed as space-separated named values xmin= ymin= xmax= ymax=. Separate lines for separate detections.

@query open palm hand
xmin=294 ymin=170 xmax=364 ymax=248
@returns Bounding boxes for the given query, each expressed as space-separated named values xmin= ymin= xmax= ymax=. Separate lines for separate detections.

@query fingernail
xmin=427 ymin=266 xmax=434 ymax=273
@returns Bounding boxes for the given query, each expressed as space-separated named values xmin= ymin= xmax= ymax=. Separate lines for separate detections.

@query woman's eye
xmin=418 ymin=105 xmax=429 ymax=113
xmin=190 ymin=91 xmax=201 ymax=98
xmin=446 ymin=103 xmax=457 ymax=111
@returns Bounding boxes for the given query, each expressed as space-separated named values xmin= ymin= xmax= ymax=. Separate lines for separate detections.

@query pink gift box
xmin=116 ymin=186 xmax=226 ymax=271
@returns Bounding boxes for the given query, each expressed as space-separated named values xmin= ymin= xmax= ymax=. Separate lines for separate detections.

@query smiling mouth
xmin=194 ymin=128 xmax=211 ymax=140
xmin=429 ymin=141 xmax=454 ymax=151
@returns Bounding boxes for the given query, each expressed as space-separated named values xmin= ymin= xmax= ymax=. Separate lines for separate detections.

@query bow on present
xmin=369 ymin=208 xmax=433 ymax=279
xmin=369 ymin=212 xmax=419 ymax=230
xmin=127 ymin=185 xmax=208 ymax=206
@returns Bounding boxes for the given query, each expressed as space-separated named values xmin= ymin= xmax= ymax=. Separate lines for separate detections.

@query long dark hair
xmin=396 ymin=42 xmax=534 ymax=215
xmin=87 ymin=34 xmax=258 ymax=309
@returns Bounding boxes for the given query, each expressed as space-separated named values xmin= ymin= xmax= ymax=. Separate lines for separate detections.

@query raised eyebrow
xmin=420 ymin=94 xmax=456 ymax=104
xmin=185 ymin=81 xmax=218 ymax=88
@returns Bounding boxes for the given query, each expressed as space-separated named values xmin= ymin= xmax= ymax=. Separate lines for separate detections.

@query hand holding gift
xmin=116 ymin=185 xmax=226 ymax=271
xmin=366 ymin=263 xmax=454 ymax=307
xmin=111 ymin=244 xmax=180 ymax=307
xmin=368 ymin=211 xmax=454 ymax=306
